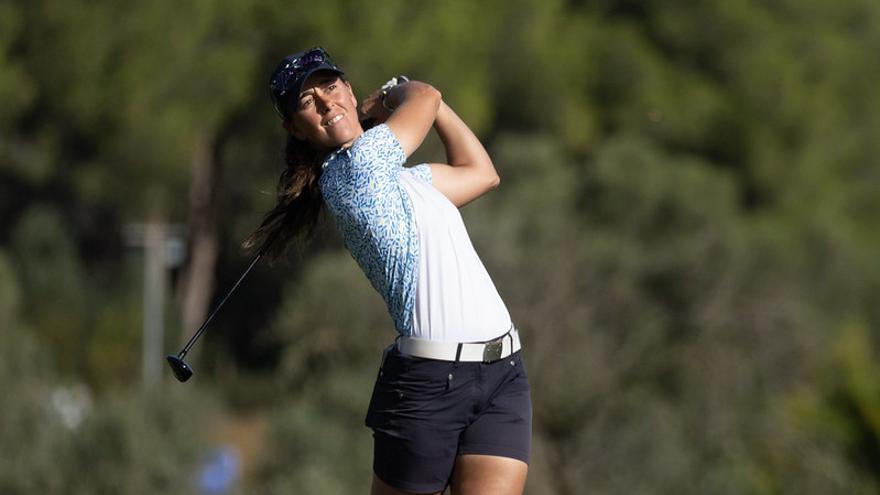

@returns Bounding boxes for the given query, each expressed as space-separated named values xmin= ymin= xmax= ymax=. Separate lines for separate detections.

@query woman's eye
xmin=299 ymin=97 xmax=313 ymax=109
xmin=328 ymin=83 xmax=337 ymax=92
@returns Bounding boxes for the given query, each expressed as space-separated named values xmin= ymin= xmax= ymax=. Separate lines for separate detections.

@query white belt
xmin=396 ymin=327 xmax=521 ymax=363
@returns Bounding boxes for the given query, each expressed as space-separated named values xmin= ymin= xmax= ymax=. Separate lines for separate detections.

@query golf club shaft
xmin=177 ymin=251 xmax=262 ymax=359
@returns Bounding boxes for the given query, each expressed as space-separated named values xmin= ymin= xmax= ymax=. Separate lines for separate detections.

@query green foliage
xmin=9 ymin=205 xmax=87 ymax=308
xmin=251 ymin=376 xmax=375 ymax=493
xmin=780 ymin=321 xmax=880 ymax=491
xmin=0 ymin=2 xmax=35 ymax=129
xmin=0 ymin=251 xmax=211 ymax=494
xmin=8 ymin=205 xmax=90 ymax=373
xmin=0 ymin=386 xmax=214 ymax=494
xmin=1 ymin=0 xmax=879 ymax=492
xmin=270 ymin=251 xmax=393 ymax=389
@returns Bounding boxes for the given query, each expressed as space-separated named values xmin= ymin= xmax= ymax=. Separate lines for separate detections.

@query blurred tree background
xmin=1 ymin=0 xmax=879 ymax=493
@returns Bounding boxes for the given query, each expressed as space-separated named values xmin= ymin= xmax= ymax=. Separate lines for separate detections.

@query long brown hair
xmin=243 ymin=133 xmax=327 ymax=261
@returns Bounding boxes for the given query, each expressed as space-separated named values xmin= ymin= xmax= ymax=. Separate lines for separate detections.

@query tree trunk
xmin=179 ymin=132 xmax=222 ymax=343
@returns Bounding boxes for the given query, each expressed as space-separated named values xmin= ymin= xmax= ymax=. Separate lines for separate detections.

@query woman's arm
xmin=428 ymin=101 xmax=500 ymax=207
xmin=359 ymin=82 xmax=498 ymax=207
xmin=363 ymin=81 xmax=441 ymax=157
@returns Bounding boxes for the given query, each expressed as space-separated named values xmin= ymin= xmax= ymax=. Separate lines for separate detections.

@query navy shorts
xmin=365 ymin=345 xmax=532 ymax=493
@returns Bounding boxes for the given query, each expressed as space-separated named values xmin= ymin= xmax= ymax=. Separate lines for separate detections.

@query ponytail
xmin=243 ymin=134 xmax=326 ymax=261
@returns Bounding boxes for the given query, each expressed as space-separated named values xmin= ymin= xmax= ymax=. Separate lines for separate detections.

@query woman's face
xmin=287 ymin=71 xmax=362 ymax=149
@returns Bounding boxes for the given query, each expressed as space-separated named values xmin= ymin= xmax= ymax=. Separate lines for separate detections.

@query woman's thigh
xmin=450 ymin=454 xmax=528 ymax=495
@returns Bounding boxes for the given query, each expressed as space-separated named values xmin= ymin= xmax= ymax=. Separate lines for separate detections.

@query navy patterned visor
xmin=269 ymin=47 xmax=344 ymax=119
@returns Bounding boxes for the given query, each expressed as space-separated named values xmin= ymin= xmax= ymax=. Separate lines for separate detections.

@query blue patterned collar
xmin=322 ymin=147 xmax=351 ymax=169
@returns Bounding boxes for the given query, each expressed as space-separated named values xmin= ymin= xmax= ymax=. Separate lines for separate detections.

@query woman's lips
xmin=323 ymin=113 xmax=344 ymax=127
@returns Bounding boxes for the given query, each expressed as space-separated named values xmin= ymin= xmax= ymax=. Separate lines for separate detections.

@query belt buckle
xmin=482 ymin=339 xmax=503 ymax=362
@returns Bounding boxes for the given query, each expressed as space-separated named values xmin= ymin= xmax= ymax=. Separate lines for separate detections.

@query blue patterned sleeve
xmin=407 ymin=163 xmax=432 ymax=184
xmin=348 ymin=124 xmax=406 ymax=180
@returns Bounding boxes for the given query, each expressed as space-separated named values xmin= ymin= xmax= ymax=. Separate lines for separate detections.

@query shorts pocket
xmin=365 ymin=350 xmax=457 ymax=429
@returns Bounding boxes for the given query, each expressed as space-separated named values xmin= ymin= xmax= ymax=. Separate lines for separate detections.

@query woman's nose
xmin=315 ymin=93 xmax=333 ymax=112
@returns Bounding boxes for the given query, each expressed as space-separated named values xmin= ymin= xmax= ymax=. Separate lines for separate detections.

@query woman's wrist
xmin=380 ymin=75 xmax=409 ymax=112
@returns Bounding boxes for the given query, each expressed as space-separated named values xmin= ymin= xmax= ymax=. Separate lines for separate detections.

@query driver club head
xmin=166 ymin=355 xmax=194 ymax=382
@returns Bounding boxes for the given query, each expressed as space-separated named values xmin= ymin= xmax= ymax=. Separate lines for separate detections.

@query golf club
xmin=169 ymin=75 xmax=404 ymax=382
xmin=167 ymin=236 xmax=274 ymax=382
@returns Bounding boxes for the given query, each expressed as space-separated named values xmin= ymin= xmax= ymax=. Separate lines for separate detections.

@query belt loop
xmin=507 ymin=332 xmax=514 ymax=355
xmin=455 ymin=343 xmax=463 ymax=362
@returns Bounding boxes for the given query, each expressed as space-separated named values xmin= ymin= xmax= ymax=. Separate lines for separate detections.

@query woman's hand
xmin=358 ymin=88 xmax=393 ymax=124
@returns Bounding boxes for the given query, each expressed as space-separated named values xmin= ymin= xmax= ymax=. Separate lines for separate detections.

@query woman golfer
xmin=247 ymin=47 xmax=531 ymax=495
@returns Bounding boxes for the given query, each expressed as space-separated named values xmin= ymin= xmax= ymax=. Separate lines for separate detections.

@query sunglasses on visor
xmin=269 ymin=47 xmax=343 ymax=119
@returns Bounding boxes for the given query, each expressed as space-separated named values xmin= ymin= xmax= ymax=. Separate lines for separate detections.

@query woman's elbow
xmin=486 ymin=170 xmax=501 ymax=190
xmin=424 ymin=84 xmax=442 ymax=103
xmin=411 ymin=82 xmax=442 ymax=108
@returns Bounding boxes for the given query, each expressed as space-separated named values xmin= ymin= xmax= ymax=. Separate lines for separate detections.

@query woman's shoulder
xmin=348 ymin=124 xmax=405 ymax=166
